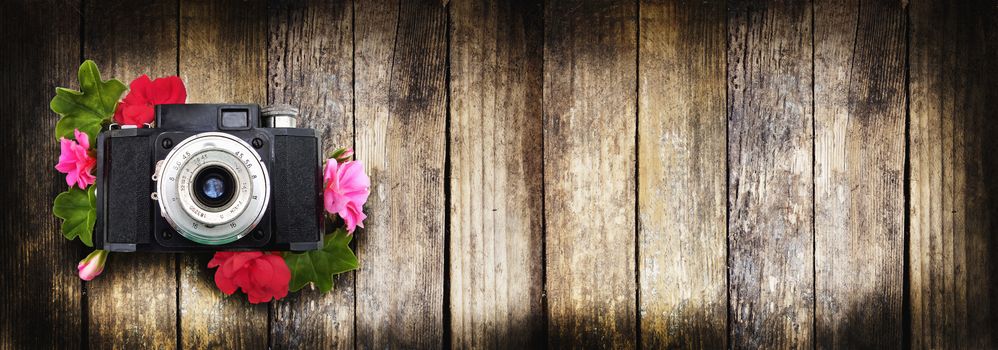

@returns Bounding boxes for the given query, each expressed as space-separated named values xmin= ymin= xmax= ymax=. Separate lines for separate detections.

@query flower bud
xmin=330 ymin=147 xmax=354 ymax=164
xmin=78 ymin=250 xmax=108 ymax=281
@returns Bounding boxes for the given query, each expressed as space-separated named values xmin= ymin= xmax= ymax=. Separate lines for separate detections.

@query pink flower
xmin=323 ymin=159 xmax=370 ymax=233
xmin=78 ymin=250 xmax=108 ymax=281
xmin=55 ymin=129 xmax=96 ymax=189
xmin=207 ymin=251 xmax=290 ymax=304
xmin=114 ymin=75 xmax=187 ymax=126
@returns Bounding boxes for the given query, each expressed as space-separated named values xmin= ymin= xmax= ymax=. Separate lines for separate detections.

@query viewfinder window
xmin=220 ymin=109 xmax=249 ymax=129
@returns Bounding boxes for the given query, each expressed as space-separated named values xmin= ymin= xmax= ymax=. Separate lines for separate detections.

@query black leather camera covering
xmin=94 ymin=104 xmax=323 ymax=252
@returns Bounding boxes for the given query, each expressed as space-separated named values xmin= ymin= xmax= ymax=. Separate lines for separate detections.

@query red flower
xmin=113 ymin=75 xmax=187 ymax=126
xmin=207 ymin=251 xmax=290 ymax=304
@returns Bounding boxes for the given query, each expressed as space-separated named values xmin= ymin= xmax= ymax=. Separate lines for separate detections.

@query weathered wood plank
xmin=544 ymin=0 xmax=637 ymax=347
xmin=354 ymin=0 xmax=448 ymax=348
xmin=84 ymin=1 xmax=179 ymax=348
xmin=449 ymin=0 xmax=545 ymax=348
xmin=0 ymin=1 xmax=82 ymax=349
xmin=267 ymin=0 xmax=355 ymax=348
xmin=909 ymin=0 xmax=998 ymax=348
xmin=726 ymin=0 xmax=813 ymax=348
xmin=637 ymin=0 xmax=727 ymax=348
xmin=812 ymin=0 xmax=906 ymax=348
xmin=179 ymin=0 xmax=269 ymax=348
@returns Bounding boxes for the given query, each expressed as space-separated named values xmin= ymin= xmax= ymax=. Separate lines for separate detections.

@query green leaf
xmin=52 ymin=186 xmax=96 ymax=247
xmin=330 ymin=147 xmax=348 ymax=159
xmin=50 ymin=60 xmax=126 ymax=145
xmin=283 ymin=228 xmax=359 ymax=292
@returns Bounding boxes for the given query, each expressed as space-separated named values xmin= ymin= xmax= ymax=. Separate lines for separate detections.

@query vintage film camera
xmin=94 ymin=104 xmax=323 ymax=252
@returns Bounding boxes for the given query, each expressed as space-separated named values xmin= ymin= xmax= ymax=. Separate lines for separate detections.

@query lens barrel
xmin=192 ymin=165 xmax=236 ymax=209
xmin=154 ymin=132 xmax=271 ymax=245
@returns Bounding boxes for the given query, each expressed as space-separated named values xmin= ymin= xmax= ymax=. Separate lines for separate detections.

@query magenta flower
xmin=55 ymin=129 xmax=96 ymax=189
xmin=323 ymin=159 xmax=370 ymax=233
xmin=78 ymin=250 xmax=108 ymax=281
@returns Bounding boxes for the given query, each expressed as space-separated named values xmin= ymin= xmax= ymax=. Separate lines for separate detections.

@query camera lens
xmin=192 ymin=166 xmax=236 ymax=209
xmin=203 ymin=177 xmax=224 ymax=199
xmin=156 ymin=132 xmax=271 ymax=245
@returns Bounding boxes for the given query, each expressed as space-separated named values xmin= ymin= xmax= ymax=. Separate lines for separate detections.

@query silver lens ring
xmin=156 ymin=132 xmax=271 ymax=245
xmin=176 ymin=152 xmax=250 ymax=223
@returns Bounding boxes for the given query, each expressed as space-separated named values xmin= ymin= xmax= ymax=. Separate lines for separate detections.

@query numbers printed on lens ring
xmin=157 ymin=133 xmax=271 ymax=245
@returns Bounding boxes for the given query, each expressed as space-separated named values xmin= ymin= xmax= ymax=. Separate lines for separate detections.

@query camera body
xmin=94 ymin=104 xmax=324 ymax=252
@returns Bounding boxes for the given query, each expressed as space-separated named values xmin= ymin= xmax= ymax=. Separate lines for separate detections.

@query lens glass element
xmin=155 ymin=132 xmax=271 ymax=246
xmin=192 ymin=165 xmax=235 ymax=209
xmin=203 ymin=177 xmax=224 ymax=199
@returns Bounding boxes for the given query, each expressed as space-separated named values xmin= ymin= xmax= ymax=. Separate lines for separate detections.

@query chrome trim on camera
xmin=154 ymin=132 xmax=271 ymax=245
xmin=261 ymin=104 xmax=299 ymax=128
xmin=263 ymin=115 xmax=297 ymax=128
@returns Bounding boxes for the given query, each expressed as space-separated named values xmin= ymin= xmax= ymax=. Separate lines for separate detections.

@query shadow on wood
xmin=0 ymin=0 xmax=82 ymax=348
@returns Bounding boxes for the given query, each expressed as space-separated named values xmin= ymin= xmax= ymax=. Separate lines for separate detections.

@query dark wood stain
xmin=449 ymin=0 xmax=546 ymax=348
xmin=0 ymin=0 xmax=82 ymax=349
xmin=354 ymin=0 xmax=448 ymax=348
xmin=813 ymin=0 xmax=907 ymax=348
xmin=727 ymin=0 xmax=814 ymax=348
xmin=2 ymin=0 xmax=998 ymax=348
xmin=544 ymin=0 xmax=638 ymax=348
xmin=909 ymin=0 xmax=998 ymax=348
xmin=638 ymin=0 xmax=728 ymax=349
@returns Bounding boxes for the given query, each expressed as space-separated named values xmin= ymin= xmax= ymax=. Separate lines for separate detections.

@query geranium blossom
xmin=323 ymin=159 xmax=370 ymax=233
xmin=113 ymin=75 xmax=186 ymax=126
xmin=208 ymin=251 xmax=290 ymax=304
xmin=55 ymin=129 xmax=96 ymax=189
xmin=78 ymin=250 xmax=108 ymax=281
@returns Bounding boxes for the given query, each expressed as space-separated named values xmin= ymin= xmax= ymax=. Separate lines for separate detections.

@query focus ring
xmin=155 ymin=132 xmax=271 ymax=245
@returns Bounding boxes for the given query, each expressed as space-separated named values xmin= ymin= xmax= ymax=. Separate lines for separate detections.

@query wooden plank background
xmin=1 ymin=0 xmax=996 ymax=349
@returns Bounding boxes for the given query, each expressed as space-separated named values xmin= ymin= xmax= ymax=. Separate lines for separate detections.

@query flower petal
xmin=250 ymin=258 xmax=274 ymax=286
xmin=341 ymin=201 xmax=367 ymax=233
xmin=214 ymin=270 xmax=238 ymax=295
xmin=323 ymin=159 xmax=338 ymax=184
xmin=338 ymin=161 xmax=371 ymax=192
xmin=149 ymin=76 xmax=187 ymax=104
xmin=221 ymin=251 xmax=263 ymax=278
xmin=74 ymin=129 xmax=90 ymax=149
xmin=208 ymin=251 xmax=236 ymax=268
xmin=247 ymin=291 xmax=270 ymax=304
xmin=128 ymin=74 xmax=152 ymax=93
xmin=261 ymin=254 xmax=291 ymax=284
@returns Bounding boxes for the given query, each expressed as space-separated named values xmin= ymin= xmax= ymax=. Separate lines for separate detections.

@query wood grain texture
xmin=179 ymin=0 xmax=269 ymax=348
xmin=544 ymin=0 xmax=637 ymax=348
xmin=0 ymin=1 xmax=82 ymax=349
xmin=813 ymin=0 xmax=906 ymax=348
xmin=638 ymin=0 xmax=727 ymax=348
xmin=354 ymin=0 xmax=448 ymax=348
xmin=449 ymin=0 xmax=545 ymax=348
xmin=267 ymin=0 xmax=355 ymax=348
xmin=84 ymin=1 xmax=180 ymax=348
xmin=6 ymin=1 xmax=998 ymax=348
xmin=726 ymin=0 xmax=813 ymax=348
xmin=909 ymin=0 xmax=998 ymax=348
